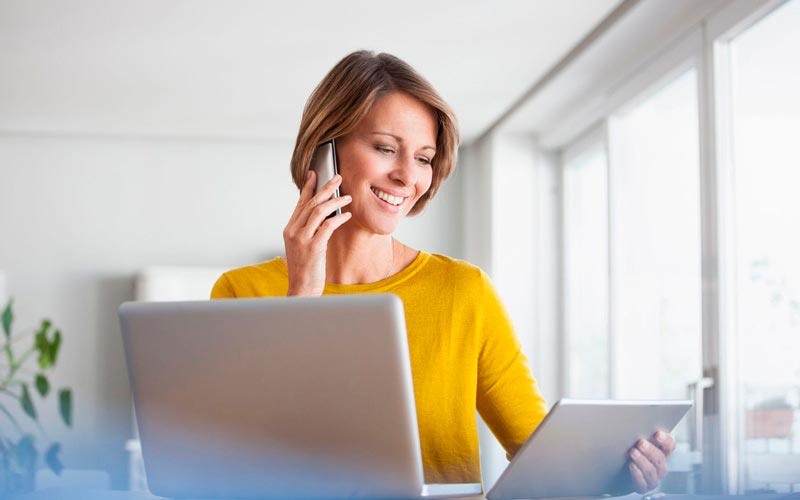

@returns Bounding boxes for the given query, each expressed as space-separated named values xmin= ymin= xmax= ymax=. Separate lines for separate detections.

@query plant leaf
xmin=36 ymin=319 xmax=54 ymax=369
xmin=35 ymin=373 xmax=50 ymax=397
xmin=20 ymin=383 xmax=37 ymax=420
xmin=45 ymin=442 xmax=64 ymax=475
xmin=51 ymin=330 xmax=62 ymax=364
xmin=2 ymin=299 xmax=12 ymax=339
xmin=59 ymin=388 xmax=73 ymax=427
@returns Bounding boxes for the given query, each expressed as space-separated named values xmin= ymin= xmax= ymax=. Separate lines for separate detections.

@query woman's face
xmin=335 ymin=91 xmax=437 ymax=236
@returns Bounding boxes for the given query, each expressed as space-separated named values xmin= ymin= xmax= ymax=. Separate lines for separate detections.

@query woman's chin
xmin=354 ymin=214 xmax=400 ymax=236
xmin=369 ymin=223 xmax=399 ymax=236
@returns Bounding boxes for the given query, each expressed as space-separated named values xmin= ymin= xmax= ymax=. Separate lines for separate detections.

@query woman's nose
xmin=390 ymin=154 xmax=417 ymax=186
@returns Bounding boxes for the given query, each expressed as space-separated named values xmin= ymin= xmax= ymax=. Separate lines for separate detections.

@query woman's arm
xmin=474 ymin=272 xmax=548 ymax=459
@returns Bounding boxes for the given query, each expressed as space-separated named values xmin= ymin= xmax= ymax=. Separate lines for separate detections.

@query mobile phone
xmin=309 ymin=139 xmax=341 ymax=217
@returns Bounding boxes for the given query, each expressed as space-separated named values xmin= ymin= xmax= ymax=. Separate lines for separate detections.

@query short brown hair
xmin=290 ymin=50 xmax=460 ymax=215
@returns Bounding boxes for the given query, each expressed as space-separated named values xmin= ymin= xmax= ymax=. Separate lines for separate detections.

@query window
xmin=562 ymin=135 xmax=609 ymax=398
xmin=504 ymin=0 xmax=800 ymax=492
xmin=607 ymin=71 xmax=704 ymax=483
xmin=607 ymin=69 xmax=703 ymax=404
xmin=560 ymin=69 xmax=704 ymax=492
xmin=723 ymin=0 xmax=800 ymax=492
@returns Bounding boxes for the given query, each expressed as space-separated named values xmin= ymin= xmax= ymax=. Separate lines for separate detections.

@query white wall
xmin=0 ymin=270 xmax=6 ymax=305
xmin=0 ymin=133 xmax=463 ymax=487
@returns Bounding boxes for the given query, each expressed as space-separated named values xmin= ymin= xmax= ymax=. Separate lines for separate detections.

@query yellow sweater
xmin=211 ymin=251 xmax=547 ymax=484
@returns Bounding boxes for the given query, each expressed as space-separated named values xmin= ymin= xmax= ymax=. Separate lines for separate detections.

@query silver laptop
xmin=486 ymin=399 xmax=693 ymax=499
xmin=119 ymin=294 xmax=482 ymax=499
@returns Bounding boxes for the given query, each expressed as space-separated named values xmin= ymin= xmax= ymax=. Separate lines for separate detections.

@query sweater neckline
xmin=272 ymin=250 xmax=430 ymax=293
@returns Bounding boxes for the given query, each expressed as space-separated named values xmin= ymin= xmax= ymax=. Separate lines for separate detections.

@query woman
xmin=212 ymin=50 xmax=674 ymax=492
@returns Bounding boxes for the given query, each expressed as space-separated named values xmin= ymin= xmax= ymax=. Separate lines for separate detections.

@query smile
xmin=371 ymin=187 xmax=406 ymax=206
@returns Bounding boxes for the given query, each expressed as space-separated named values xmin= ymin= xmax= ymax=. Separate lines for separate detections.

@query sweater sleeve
xmin=475 ymin=271 xmax=548 ymax=460
xmin=210 ymin=273 xmax=236 ymax=299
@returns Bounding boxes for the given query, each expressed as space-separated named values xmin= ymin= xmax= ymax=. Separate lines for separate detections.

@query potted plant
xmin=0 ymin=299 xmax=73 ymax=497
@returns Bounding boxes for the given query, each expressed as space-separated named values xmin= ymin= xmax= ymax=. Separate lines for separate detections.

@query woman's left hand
xmin=627 ymin=431 xmax=676 ymax=493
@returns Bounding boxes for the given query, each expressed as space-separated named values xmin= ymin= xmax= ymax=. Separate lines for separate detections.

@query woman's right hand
xmin=283 ymin=170 xmax=352 ymax=296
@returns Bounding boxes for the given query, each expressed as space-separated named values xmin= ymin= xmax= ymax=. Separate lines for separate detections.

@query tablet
xmin=486 ymin=399 xmax=693 ymax=500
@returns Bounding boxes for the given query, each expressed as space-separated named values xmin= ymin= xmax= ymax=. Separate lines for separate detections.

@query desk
xmin=10 ymin=490 xmax=168 ymax=500
xmin=8 ymin=493 xmax=800 ymax=500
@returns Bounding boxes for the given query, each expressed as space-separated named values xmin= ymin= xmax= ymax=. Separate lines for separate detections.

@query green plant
xmin=1 ymin=299 xmax=73 ymax=494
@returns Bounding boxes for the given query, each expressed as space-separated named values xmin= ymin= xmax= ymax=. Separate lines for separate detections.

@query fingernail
xmin=657 ymin=431 xmax=667 ymax=441
xmin=631 ymin=449 xmax=640 ymax=458
xmin=639 ymin=440 xmax=650 ymax=451
xmin=343 ymin=195 xmax=352 ymax=201
xmin=306 ymin=170 xmax=312 ymax=179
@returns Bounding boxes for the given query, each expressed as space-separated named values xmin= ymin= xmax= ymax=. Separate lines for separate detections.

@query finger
xmin=288 ymin=170 xmax=318 ymax=227
xmin=302 ymin=195 xmax=352 ymax=239
xmin=310 ymin=211 xmax=352 ymax=248
xmin=629 ymin=462 xmax=648 ymax=494
xmin=630 ymin=447 xmax=660 ymax=490
xmin=296 ymin=170 xmax=318 ymax=206
xmin=655 ymin=431 xmax=676 ymax=458
xmin=299 ymin=174 xmax=343 ymax=226
xmin=308 ymin=173 xmax=343 ymax=207
xmin=637 ymin=439 xmax=668 ymax=479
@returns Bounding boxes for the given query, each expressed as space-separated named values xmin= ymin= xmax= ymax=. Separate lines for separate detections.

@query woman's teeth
xmin=371 ymin=188 xmax=404 ymax=206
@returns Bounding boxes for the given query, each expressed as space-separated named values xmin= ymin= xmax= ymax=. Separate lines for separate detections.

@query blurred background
xmin=1 ymin=0 xmax=798 ymax=495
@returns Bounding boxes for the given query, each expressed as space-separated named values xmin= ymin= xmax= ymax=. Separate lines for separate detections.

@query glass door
xmin=720 ymin=0 xmax=800 ymax=492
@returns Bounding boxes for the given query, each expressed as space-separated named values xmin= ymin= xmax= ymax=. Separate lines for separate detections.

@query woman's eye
xmin=417 ymin=157 xmax=432 ymax=165
xmin=376 ymin=146 xmax=395 ymax=154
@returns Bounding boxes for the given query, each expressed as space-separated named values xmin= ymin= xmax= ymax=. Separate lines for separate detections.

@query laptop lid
xmin=119 ymin=294 xmax=428 ymax=499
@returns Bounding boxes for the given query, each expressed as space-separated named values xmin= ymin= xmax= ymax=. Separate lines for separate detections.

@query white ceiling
xmin=501 ymin=0 xmax=728 ymax=149
xmin=0 ymin=0 xmax=622 ymax=144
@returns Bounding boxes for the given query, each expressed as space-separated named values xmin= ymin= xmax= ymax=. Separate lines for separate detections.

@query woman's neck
xmin=325 ymin=227 xmax=407 ymax=285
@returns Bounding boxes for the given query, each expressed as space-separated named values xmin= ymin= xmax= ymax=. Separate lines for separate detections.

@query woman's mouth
xmin=371 ymin=187 xmax=406 ymax=207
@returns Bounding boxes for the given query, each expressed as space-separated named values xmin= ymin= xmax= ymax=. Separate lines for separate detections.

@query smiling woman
xmin=209 ymin=50 xmax=674 ymax=489
xmin=333 ymin=92 xmax=436 ymax=236
xmin=289 ymin=51 xmax=458 ymax=217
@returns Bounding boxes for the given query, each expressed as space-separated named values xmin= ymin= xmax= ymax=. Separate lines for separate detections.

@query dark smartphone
xmin=309 ymin=139 xmax=341 ymax=217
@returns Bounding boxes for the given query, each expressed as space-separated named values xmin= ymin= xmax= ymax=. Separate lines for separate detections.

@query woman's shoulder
xmin=224 ymin=257 xmax=287 ymax=277
xmin=211 ymin=257 xmax=288 ymax=298
xmin=422 ymin=252 xmax=490 ymax=286
xmin=424 ymin=252 xmax=476 ymax=270
xmin=410 ymin=253 xmax=499 ymax=312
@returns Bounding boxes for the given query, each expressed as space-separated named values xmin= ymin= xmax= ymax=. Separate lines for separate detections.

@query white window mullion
xmin=603 ymin=121 xmax=616 ymax=401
